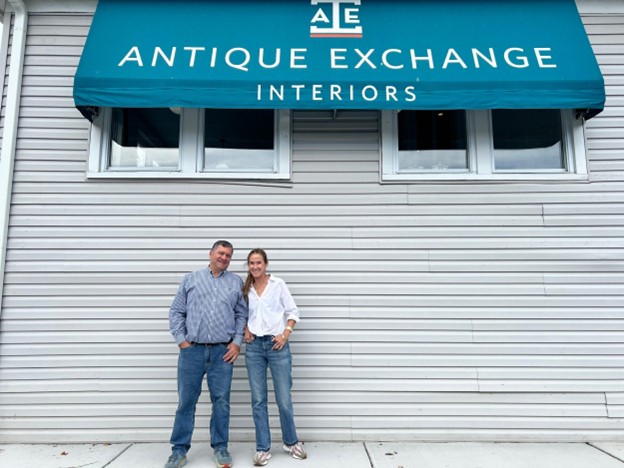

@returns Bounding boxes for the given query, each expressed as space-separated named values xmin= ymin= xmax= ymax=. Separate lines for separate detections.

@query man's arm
xmin=232 ymin=285 xmax=248 ymax=347
xmin=169 ymin=274 xmax=190 ymax=346
xmin=223 ymin=280 xmax=248 ymax=364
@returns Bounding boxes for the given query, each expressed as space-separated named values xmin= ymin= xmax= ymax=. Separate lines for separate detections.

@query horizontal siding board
xmin=3 ymin=305 xmax=623 ymax=320
xmin=348 ymin=295 xmax=624 ymax=307
xmin=10 ymin=183 xmax=624 ymax=198
xmin=0 ymin=342 xmax=350 ymax=356
xmin=543 ymin=273 xmax=624 ymax=283
xmin=9 ymin=204 xmax=546 ymax=216
xmin=544 ymin=204 xmax=624 ymax=215
xmin=6 ymin=294 xmax=624 ymax=308
xmin=351 ymin=226 xmax=624 ymax=237
xmin=0 ymin=429 xmax=617 ymax=444
xmin=2 ymin=270 xmax=547 ymax=284
xmin=0 ymin=354 xmax=334 ymax=369
xmin=0 ymin=390 xmax=607 ymax=404
xmin=0 ymin=391 xmax=606 ymax=405
xmin=351 ymin=308 xmax=624 ymax=320
xmin=3 ymin=318 xmax=624 ymax=332
xmin=405 ymin=193 xmax=624 ymax=204
xmin=4 ymin=248 xmax=426 ymax=261
xmin=10 ymin=192 xmax=412 ymax=204
xmin=0 ymin=367 xmax=620 ymax=385
xmin=544 ymin=215 xmax=624 ymax=226
xmin=473 ymin=320 xmax=624 ymax=331
xmin=433 ymin=267 xmax=624 ymax=277
xmin=350 ymin=356 xmax=624 ymax=368
xmin=583 ymin=16 xmax=624 ymax=25
xmin=0 ymin=379 xmax=480 ymax=394
xmin=10 ymin=180 xmax=624 ymax=194
xmin=0 ymin=367 xmax=478 ymax=380
xmin=0 ymin=403 xmax=607 ymax=418
xmin=14 ymin=116 xmax=89 ymax=129
xmin=584 ymin=24 xmax=624 ymax=34
xmin=5 ymin=351 xmax=621 ymax=369
xmin=478 ymin=369 xmax=624 ymax=380
xmin=478 ymin=381 xmax=624 ymax=393
xmin=590 ymin=172 xmax=624 ymax=182
xmin=354 ymin=238 xmax=624 ymax=248
xmin=2 ymin=283 xmax=553 ymax=296
xmin=430 ymin=249 xmax=624 ymax=260
xmin=402 ymin=182 xmax=624 ymax=193
xmin=12 ymin=224 xmax=624 ymax=240
xmin=473 ymin=332 xmax=624 ymax=343
xmin=350 ymin=343 xmax=624 ymax=354
xmin=0 ymin=330 xmax=478 ymax=343
xmin=3 ymin=260 xmax=433 ymax=274
xmin=609 ymin=407 xmax=624 ymax=417
xmin=349 ymin=417 xmax=624 ymax=430
xmin=590 ymin=161 xmax=624 ymax=172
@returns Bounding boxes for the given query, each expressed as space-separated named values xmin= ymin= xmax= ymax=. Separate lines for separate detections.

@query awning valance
xmin=74 ymin=0 xmax=605 ymax=119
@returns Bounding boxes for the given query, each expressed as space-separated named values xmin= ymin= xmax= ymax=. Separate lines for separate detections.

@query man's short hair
xmin=211 ymin=240 xmax=234 ymax=252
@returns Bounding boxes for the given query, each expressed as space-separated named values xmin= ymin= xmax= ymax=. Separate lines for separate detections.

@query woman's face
xmin=248 ymin=253 xmax=268 ymax=280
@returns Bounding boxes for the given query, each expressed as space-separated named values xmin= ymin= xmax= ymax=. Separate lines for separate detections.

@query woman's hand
xmin=272 ymin=333 xmax=288 ymax=350
xmin=244 ymin=327 xmax=255 ymax=343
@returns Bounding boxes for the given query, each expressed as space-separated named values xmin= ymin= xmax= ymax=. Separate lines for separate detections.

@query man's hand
xmin=179 ymin=341 xmax=192 ymax=349
xmin=223 ymin=342 xmax=240 ymax=364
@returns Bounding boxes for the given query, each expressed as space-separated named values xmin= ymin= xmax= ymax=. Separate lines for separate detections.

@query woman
xmin=243 ymin=248 xmax=307 ymax=466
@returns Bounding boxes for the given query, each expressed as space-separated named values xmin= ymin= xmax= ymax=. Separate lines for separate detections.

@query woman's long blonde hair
xmin=243 ymin=248 xmax=268 ymax=302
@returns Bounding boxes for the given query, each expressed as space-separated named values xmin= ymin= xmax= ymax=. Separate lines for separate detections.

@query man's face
xmin=209 ymin=245 xmax=233 ymax=273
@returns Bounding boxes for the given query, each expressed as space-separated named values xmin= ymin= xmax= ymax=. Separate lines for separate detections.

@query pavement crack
xmin=363 ymin=442 xmax=374 ymax=468
xmin=101 ymin=443 xmax=133 ymax=468
xmin=587 ymin=443 xmax=624 ymax=464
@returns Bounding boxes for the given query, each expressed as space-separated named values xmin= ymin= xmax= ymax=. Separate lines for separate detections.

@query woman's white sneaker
xmin=283 ymin=442 xmax=307 ymax=460
xmin=253 ymin=451 xmax=272 ymax=466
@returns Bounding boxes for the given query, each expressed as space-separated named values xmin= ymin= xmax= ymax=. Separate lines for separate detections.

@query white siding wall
xmin=0 ymin=6 xmax=623 ymax=443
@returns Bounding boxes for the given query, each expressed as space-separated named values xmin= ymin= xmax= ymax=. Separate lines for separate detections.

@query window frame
xmin=87 ymin=108 xmax=292 ymax=180
xmin=381 ymin=109 xmax=588 ymax=182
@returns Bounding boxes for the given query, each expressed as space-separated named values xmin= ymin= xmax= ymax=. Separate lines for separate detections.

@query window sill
xmin=381 ymin=173 xmax=590 ymax=183
xmin=86 ymin=171 xmax=291 ymax=181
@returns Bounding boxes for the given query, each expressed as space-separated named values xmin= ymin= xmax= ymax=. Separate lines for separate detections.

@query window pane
xmin=204 ymin=109 xmax=275 ymax=172
xmin=492 ymin=109 xmax=564 ymax=170
xmin=110 ymin=108 xmax=180 ymax=168
xmin=205 ymin=109 xmax=274 ymax=150
xmin=397 ymin=110 xmax=467 ymax=171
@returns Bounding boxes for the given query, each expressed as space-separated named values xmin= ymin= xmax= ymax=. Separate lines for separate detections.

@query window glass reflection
xmin=110 ymin=108 xmax=180 ymax=169
xmin=398 ymin=110 xmax=468 ymax=171
xmin=492 ymin=109 xmax=564 ymax=170
xmin=204 ymin=109 xmax=275 ymax=172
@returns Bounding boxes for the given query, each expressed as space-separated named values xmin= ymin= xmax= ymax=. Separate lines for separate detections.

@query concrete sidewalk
xmin=0 ymin=441 xmax=623 ymax=468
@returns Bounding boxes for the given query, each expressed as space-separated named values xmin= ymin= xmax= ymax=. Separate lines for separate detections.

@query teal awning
xmin=74 ymin=0 xmax=605 ymax=119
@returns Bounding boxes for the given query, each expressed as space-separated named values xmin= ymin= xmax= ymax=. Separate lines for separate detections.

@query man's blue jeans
xmin=170 ymin=344 xmax=233 ymax=454
xmin=245 ymin=336 xmax=299 ymax=452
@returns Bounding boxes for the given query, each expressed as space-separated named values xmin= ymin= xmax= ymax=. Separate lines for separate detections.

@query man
xmin=165 ymin=240 xmax=248 ymax=468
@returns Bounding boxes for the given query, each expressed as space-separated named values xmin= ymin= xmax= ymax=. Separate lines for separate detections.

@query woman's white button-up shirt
xmin=247 ymin=275 xmax=300 ymax=337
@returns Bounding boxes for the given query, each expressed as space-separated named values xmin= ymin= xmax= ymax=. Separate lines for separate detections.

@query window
xmin=88 ymin=108 xmax=291 ymax=179
xmin=203 ymin=109 xmax=276 ymax=173
xmin=382 ymin=109 xmax=588 ymax=181
xmin=491 ymin=109 xmax=564 ymax=171
xmin=109 ymin=108 xmax=180 ymax=169
xmin=396 ymin=110 xmax=468 ymax=172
